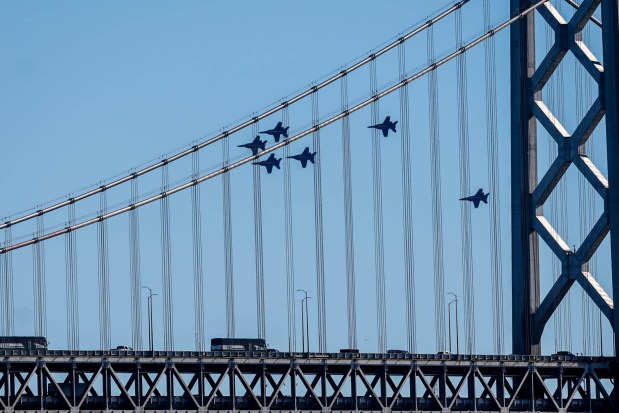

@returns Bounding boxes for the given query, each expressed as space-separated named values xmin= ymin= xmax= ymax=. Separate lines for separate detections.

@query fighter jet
xmin=237 ymin=136 xmax=267 ymax=155
xmin=253 ymin=153 xmax=282 ymax=174
xmin=287 ymin=147 xmax=316 ymax=168
xmin=260 ymin=122 xmax=289 ymax=142
xmin=368 ymin=116 xmax=398 ymax=137
xmin=460 ymin=188 xmax=490 ymax=208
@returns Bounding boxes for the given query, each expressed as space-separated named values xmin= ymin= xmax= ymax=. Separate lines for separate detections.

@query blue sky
xmin=0 ymin=1 xmax=611 ymax=355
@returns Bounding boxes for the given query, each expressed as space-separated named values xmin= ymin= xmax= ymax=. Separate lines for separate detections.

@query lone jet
xmin=287 ymin=147 xmax=316 ymax=168
xmin=260 ymin=122 xmax=289 ymax=142
xmin=237 ymin=136 xmax=267 ymax=155
xmin=253 ymin=153 xmax=282 ymax=174
xmin=368 ymin=116 xmax=398 ymax=137
xmin=460 ymin=188 xmax=490 ymax=208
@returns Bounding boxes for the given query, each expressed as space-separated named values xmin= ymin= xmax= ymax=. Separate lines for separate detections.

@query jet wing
xmin=475 ymin=188 xmax=484 ymax=196
xmin=473 ymin=199 xmax=481 ymax=208
xmin=265 ymin=164 xmax=274 ymax=174
xmin=300 ymin=159 xmax=308 ymax=168
xmin=384 ymin=116 xmax=391 ymax=123
xmin=273 ymin=133 xmax=281 ymax=142
xmin=382 ymin=128 xmax=389 ymax=138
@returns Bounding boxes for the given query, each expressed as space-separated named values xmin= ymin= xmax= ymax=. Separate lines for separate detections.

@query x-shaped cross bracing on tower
xmin=511 ymin=0 xmax=619 ymax=356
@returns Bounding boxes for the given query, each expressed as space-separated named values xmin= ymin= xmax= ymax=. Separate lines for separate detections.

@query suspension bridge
xmin=0 ymin=0 xmax=618 ymax=411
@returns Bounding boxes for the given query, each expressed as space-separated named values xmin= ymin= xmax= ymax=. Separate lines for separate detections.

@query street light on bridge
xmin=447 ymin=292 xmax=459 ymax=355
xmin=297 ymin=289 xmax=310 ymax=354
xmin=142 ymin=286 xmax=158 ymax=352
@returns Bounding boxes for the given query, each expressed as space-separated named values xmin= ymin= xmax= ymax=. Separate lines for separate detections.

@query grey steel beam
xmin=511 ymin=0 xmax=540 ymax=356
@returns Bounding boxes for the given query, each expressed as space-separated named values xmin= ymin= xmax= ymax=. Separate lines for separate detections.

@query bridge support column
xmin=510 ymin=0 xmax=540 ymax=356
xmin=601 ymin=0 xmax=619 ymax=391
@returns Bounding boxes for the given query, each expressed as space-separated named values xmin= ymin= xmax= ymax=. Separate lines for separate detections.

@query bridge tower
xmin=510 ymin=0 xmax=619 ymax=359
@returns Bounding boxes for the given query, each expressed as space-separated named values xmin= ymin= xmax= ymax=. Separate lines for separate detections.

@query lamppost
xmin=447 ymin=292 xmax=459 ymax=355
xmin=142 ymin=286 xmax=157 ymax=352
xmin=297 ymin=289 xmax=310 ymax=353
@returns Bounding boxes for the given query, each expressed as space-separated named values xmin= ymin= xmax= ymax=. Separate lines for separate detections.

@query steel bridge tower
xmin=510 ymin=0 xmax=619 ymax=364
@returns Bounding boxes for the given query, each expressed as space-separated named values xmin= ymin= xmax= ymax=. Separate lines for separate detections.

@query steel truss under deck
xmin=0 ymin=352 xmax=613 ymax=412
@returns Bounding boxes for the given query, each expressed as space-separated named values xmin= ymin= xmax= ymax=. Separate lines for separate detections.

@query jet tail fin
xmin=275 ymin=158 xmax=282 ymax=169
xmin=483 ymin=193 xmax=490 ymax=204
xmin=260 ymin=141 xmax=266 ymax=151
xmin=390 ymin=121 xmax=398 ymax=133
xmin=283 ymin=126 xmax=289 ymax=138
xmin=309 ymin=152 xmax=316 ymax=164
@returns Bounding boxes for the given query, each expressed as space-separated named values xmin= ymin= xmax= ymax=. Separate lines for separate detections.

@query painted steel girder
xmin=512 ymin=0 xmax=616 ymax=356
xmin=0 ymin=355 xmax=613 ymax=412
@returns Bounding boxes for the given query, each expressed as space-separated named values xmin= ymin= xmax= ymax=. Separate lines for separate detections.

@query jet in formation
xmin=238 ymin=136 xmax=267 ymax=155
xmin=368 ymin=116 xmax=398 ymax=137
xmin=253 ymin=153 xmax=282 ymax=174
xmin=460 ymin=188 xmax=490 ymax=208
xmin=287 ymin=147 xmax=316 ymax=168
xmin=260 ymin=122 xmax=289 ymax=142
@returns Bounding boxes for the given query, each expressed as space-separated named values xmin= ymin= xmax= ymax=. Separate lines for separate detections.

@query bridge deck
xmin=0 ymin=351 xmax=613 ymax=412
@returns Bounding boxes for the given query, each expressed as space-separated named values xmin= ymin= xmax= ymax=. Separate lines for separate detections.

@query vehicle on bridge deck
xmin=0 ymin=336 xmax=47 ymax=350
xmin=211 ymin=337 xmax=267 ymax=351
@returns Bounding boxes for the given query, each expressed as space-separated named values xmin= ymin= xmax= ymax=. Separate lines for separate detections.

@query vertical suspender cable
xmin=222 ymin=135 xmax=235 ymax=338
xmin=282 ymin=105 xmax=296 ymax=352
xmin=97 ymin=190 xmax=111 ymax=350
xmin=483 ymin=0 xmax=505 ymax=354
xmin=427 ymin=24 xmax=446 ymax=352
xmin=252 ymin=120 xmax=266 ymax=340
xmin=544 ymin=20 xmax=560 ymax=352
xmin=65 ymin=202 xmax=79 ymax=350
xmin=341 ymin=75 xmax=358 ymax=350
xmin=129 ymin=176 xmax=143 ymax=351
xmin=160 ymin=162 xmax=174 ymax=351
xmin=191 ymin=149 xmax=206 ymax=351
xmin=370 ymin=58 xmax=387 ymax=353
xmin=555 ymin=2 xmax=572 ymax=352
xmin=456 ymin=8 xmax=475 ymax=354
xmin=33 ymin=214 xmax=47 ymax=338
xmin=312 ymin=89 xmax=327 ymax=352
xmin=398 ymin=43 xmax=417 ymax=353
xmin=576 ymin=14 xmax=598 ymax=355
xmin=1 ymin=226 xmax=14 ymax=335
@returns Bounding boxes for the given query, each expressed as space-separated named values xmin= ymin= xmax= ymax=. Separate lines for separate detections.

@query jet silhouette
xmin=368 ymin=116 xmax=398 ymax=137
xmin=260 ymin=122 xmax=289 ymax=142
xmin=253 ymin=153 xmax=282 ymax=174
xmin=460 ymin=188 xmax=490 ymax=208
xmin=287 ymin=147 xmax=316 ymax=168
xmin=237 ymin=136 xmax=267 ymax=155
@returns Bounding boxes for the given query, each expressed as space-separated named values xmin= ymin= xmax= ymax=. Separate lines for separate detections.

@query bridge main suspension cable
xmin=0 ymin=1 xmax=471 ymax=233
xmin=0 ymin=0 xmax=550 ymax=255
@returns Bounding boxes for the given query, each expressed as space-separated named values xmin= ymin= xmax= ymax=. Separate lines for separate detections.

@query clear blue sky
xmin=0 ymin=1 xmax=611 ymax=354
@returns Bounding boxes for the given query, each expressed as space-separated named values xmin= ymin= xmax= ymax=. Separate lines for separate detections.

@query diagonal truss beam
xmin=511 ymin=0 xmax=619 ymax=358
